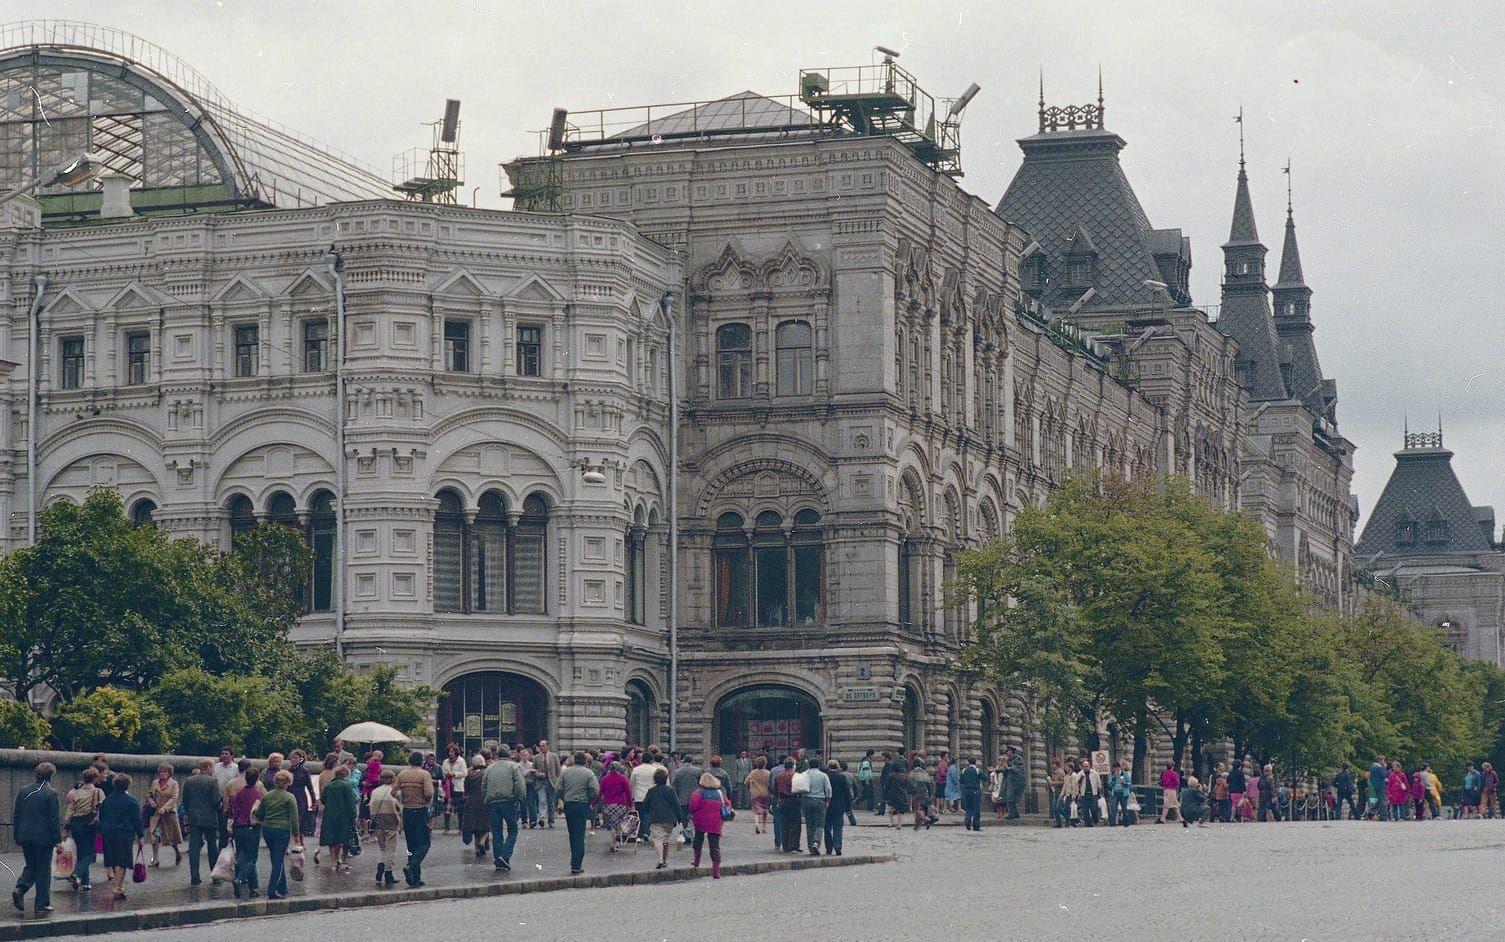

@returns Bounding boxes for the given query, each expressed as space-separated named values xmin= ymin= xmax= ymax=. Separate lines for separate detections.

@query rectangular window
xmin=793 ymin=544 xmax=821 ymax=626
xmin=512 ymin=529 xmax=546 ymax=613
xmin=303 ymin=319 xmax=329 ymax=373
xmin=715 ymin=548 xmax=749 ymax=627
xmin=234 ymin=324 xmax=259 ymax=377
xmin=125 ymin=332 xmax=149 ymax=385
xmin=755 ymin=546 xmax=787 ymax=628
xmin=516 ymin=324 xmax=542 ymax=377
xmin=444 ymin=320 xmax=471 ymax=372
xmin=60 ymin=336 xmax=84 ymax=389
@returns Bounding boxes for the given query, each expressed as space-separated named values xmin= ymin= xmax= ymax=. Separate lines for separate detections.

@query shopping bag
xmin=52 ymin=837 xmax=76 ymax=878
xmin=94 ymin=831 xmax=104 ymax=856
xmin=1127 ymin=793 xmax=1141 ymax=813
xmin=1068 ymin=799 xmax=1079 ymax=821
xmin=1097 ymin=797 xmax=1108 ymax=818
xmin=287 ymin=844 xmax=305 ymax=882
xmin=131 ymin=845 xmax=147 ymax=883
xmin=211 ymin=845 xmax=236 ymax=883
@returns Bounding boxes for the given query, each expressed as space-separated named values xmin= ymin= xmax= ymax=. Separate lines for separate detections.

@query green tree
xmin=148 ymin=667 xmax=309 ymax=757
xmin=293 ymin=650 xmax=435 ymax=752
xmin=52 ymin=687 xmax=172 ymax=753
xmin=0 ymin=698 xmax=50 ymax=749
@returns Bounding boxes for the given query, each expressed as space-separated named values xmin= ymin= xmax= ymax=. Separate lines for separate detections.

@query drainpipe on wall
xmin=324 ymin=249 xmax=347 ymax=661
xmin=662 ymin=291 xmax=678 ymax=752
xmin=26 ymin=274 xmax=46 ymax=545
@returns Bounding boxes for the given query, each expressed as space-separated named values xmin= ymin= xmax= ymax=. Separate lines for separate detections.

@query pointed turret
xmin=1217 ymin=144 xmax=1286 ymax=402
xmin=1270 ymin=170 xmax=1330 ymax=418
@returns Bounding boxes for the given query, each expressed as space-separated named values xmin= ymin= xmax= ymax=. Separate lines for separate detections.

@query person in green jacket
xmin=320 ymin=765 xmax=359 ymax=874
xmin=253 ymin=770 xmax=301 ymax=899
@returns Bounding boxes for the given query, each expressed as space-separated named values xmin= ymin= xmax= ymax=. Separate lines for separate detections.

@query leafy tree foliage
xmin=960 ymin=471 xmax=1499 ymax=783
xmin=0 ymin=489 xmax=435 ymax=756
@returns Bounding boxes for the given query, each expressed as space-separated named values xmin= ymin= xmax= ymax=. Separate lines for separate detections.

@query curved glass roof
xmin=0 ymin=20 xmax=391 ymax=220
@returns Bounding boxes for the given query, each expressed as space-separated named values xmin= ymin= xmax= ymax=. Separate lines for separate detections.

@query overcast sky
xmin=13 ymin=0 xmax=1503 ymax=532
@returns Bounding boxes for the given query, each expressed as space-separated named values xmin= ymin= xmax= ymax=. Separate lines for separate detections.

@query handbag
xmin=132 ymin=845 xmax=147 ymax=883
xmin=1127 ymin=793 xmax=1141 ymax=813
xmin=287 ymin=844 xmax=305 ymax=882
xmin=720 ymin=792 xmax=735 ymax=822
xmin=52 ymin=837 xmax=77 ymax=878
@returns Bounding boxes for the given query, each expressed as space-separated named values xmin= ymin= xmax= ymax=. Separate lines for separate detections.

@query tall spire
xmin=1227 ymin=108 xmax=1259 ymax=244
xmin=1275 ymin=159 xmax=1306 ymax=289
xmin=1097 ymin=65 xmax=1105 ymax=125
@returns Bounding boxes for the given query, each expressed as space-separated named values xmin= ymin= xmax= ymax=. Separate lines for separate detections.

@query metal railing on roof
xmin=543 ymin=94 xmax=827 ymax=154
xmin=0 ymin=19 xmax=389 ymax=199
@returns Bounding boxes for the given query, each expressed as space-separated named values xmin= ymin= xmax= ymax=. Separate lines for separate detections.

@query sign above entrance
xmin=841 ymin=686 xmax=879 ymax=702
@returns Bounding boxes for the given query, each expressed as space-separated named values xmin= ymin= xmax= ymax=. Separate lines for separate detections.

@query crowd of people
xmin=13 ymin=737 xmax=1494 ymax=916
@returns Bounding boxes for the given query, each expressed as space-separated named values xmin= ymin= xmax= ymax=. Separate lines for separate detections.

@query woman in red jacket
xmin=599 ymin=762 xmax=634 ymax=850
xmin=1385 ymin=762 xmax=1411 ymax=821
xmin=687 ymin=772 xmax=733 ymax=879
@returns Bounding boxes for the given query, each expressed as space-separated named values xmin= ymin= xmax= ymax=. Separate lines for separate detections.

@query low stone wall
xmin=0 ymin=749 xmax=260 ymax=854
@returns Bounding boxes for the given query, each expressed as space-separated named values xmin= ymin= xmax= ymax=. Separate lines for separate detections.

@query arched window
xmin=626 ymin=680 xmax=656 ymax=747
xmin=433 ymin=489 xmax=466 ymax=613
xmin=227 ymin=495 xmax=255 ymax=547
xmin=775 ymin=320 xmax=812 ymax=396
xmin=753 ymin=511 xmax=786 ymax=628
xmin=626 ymin=508 xmax=647 ymax=626
xmin=791 ymin=509 xmax=822 ymax=626
xmin=714 ymin=512 xmax=749 ymax=628
xmin=129 ymin=498 xmax=157 ymax=526
xmin=308 ymin=491 xmax=335 ymax=613
xmin=473 ymin=491 xmax=507 ymax=612
xmin=513 ymin=494 xmax=548 ymax=614
xmin=267 ymin=491 xmax=297 ymax=527
xmin=716 ymin=323 xmax=753 ymax=399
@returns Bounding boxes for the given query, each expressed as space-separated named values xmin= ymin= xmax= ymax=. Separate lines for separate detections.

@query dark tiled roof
xmin=1228 ymin=167 xmax=1260 ymax=244
xmin=1276 ymin=320 xmax=1327 ymax=415
xmin=1356 ymin=446 xmax=1496 ymax=557
xmin=1274 ymin=211 xmax=1306 ymax=290
xmin=996 ymin=128 xmax=1182 ymax=311
xmin=1219 ymin=288 xmax=1288 ymax=401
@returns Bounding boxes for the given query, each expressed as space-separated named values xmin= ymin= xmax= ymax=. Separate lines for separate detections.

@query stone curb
xmin=0 ymin=853 xmax=895 ymax=940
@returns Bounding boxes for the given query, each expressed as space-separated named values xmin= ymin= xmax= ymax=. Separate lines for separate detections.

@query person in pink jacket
xmin=1385 ymin=762 xmax=1411 ymax=821
xmin=687 ymin=772 xmax=733 ymax=878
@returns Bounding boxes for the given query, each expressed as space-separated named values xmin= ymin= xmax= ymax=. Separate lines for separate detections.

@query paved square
xmin=66 ymin=818 xmax=1505 ymax=940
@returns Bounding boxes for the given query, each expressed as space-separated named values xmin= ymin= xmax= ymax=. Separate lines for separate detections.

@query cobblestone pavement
xmin=57 ymin=817 xmax=1505 ymax=940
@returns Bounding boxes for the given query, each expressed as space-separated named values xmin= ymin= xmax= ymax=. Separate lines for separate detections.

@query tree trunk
xmin=1132 ymin=730 xmax=1148 ymax=783
xmin=1172 ymin=710 xmax=1189 ymax=770
xmin=1190 ymin=725 xmax=1205 ymax=779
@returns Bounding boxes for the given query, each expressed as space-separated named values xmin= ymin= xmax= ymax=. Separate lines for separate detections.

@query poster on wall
xmin=464 ymin=715 xmax=482 ymax=738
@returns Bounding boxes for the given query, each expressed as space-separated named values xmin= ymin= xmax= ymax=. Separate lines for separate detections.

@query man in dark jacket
xmin=823 ymin=760 xmax=852 ymax=855
xmin=671 ymin=755 xmax=703 ymax=830
xmin=181 ymin=759 xmax=223 ymax=885
xmin=12 ymin=762 xmax=61 ymax=914
xmin=959 ymin=756 xmax=984 ymax=831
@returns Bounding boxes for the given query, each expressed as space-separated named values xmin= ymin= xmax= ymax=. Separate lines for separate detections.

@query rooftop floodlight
xmin=875 ymin=45 xmax=900 ymax=60
xmin=0 ymin=152 xmax=107 ymax=207
xmin=440 ymin=99 xmax=461 ymax=144
xmin=1143 ymin=279 xmax=1169 ymax=290
xmin=947 ymin=83 xmax=982 ymax=118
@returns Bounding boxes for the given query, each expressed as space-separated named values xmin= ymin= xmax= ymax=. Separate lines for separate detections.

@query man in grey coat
xmin=671 ymin=755 xmax=703 ymax=829
xmin=12 ymin=762 xmax=61 ymax=914
xmin=181 ymin=759 xmax=223 ymax=885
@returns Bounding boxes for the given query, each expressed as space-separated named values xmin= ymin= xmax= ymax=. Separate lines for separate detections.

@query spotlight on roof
xmin=947 ymin=83 xmax=981 ymax=118
xmin=875 ymin=45 xmax=900 ymax=60
xmin=50 ymin=153 xmax=108 ymax=188
xmin=440 ymin=99 xmax=461 ymax=144
xmin=547 ymin=108 xmax=569 ymax=152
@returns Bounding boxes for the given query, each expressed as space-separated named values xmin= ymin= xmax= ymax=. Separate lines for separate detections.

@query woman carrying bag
xmin=253 ymin=770 xmax=300 ymax=900
xmin=97 ymin=775 xmax=145 ymax=901
xmin=687 ymin=772 xmax=733 ymax=879
xmin=147 ymin=763 xmax=183 ymax=867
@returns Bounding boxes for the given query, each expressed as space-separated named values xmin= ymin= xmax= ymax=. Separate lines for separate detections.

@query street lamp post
xmin=16 ymin=154 xmax=109 ymax=546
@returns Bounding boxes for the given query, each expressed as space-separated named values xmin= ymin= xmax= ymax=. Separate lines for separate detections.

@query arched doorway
xmin=901 ymin=684 xmax=922 ymax=754
xmin=715 ymin=685 xmax=822 ymax=760
xmin=980 ymin=700 xmax=997 ymax=768
xmin=438 ymin=671 xmax=550 ymax=755
xmin=625 ymin=680 xmax=657 ymax=748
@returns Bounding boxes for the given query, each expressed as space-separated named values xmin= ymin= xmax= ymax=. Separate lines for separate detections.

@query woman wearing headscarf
xmin=643 ymin=767 xmax=681 ymax=870
xmin=745 ymin=756 xmax=771 ymax=835
xmin=687 ymin=771 xmax=733 ymax=879
xmin=320 ymin=758 xmax=359 ymax=874
xmin=359 ymin=750 xmax=383 ymax=835
xmin=944 ymin=759 xmax=961 ymax=814
xmin=147 ymin=762 xmax=182 ymax=867
xmin=599 ymin=761 xmax=634 ymax=850
xmin=461 ymin=757 xmax=490 ymax=858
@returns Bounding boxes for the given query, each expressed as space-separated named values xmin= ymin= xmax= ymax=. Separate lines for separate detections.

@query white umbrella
xmin=336 ymin=721 xmax=411 ymax=744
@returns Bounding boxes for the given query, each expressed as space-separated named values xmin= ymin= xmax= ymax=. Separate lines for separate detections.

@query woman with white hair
xmin=1179 ymin=776 xmax=1211 ymax=828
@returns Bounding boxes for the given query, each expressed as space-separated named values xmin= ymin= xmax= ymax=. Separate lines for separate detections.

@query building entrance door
xmin=715 ymin=685 xmax=822 ymax=761
xmin=438 ymin=671 xmax=550 ymax=755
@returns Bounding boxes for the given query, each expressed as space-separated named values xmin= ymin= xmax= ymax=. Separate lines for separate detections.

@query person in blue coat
xmin=98 ymin=774 xmax=145 ymax=901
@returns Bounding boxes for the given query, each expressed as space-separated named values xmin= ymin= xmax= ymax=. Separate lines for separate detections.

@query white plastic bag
xmin=210 ymin=844 xmax=237 ymax=883
xmin=52 ymin=837 xmax=76 ymax=878
xmin=1097 ymin=797 xmax=1108 ymax=818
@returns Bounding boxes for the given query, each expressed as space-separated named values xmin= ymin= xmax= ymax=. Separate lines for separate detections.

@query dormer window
xmin=1066 ymin=258 xmax=1092 ymax=288
xmin=1394 ymin=517 xmax=1417 ymax=546
xmin=1424 ymin=515 xmax=1449 ymax=545
xmin=1022 ymin=253 xmax=1047 ymax=293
